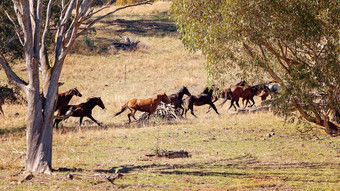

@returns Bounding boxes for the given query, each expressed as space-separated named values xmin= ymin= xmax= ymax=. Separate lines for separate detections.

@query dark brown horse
xmin=168 ymin=86 xmax=191 ymax=115
xmin=183 ymin=87 xmax=220 ymax=118
xmin=114 ymin=92 xmax=171 ymax=123
xmin=242 ymin=85 xmax=263 ymax=107
xmin=54 ymin=97 xmax=105 ymax=128
xmin=56 ymin=88 xmax=82 ymax=111
xmin=254 ymin=83 xmax=270 ymax=103
xmin=220 ymin=85 xmax=261 ymax=111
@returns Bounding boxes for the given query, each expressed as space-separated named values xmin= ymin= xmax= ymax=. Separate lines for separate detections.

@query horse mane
xmin=87 ymin=97 xmax=101 ymax=101
xmin=202 ymin=87 xmax=214 ymax=95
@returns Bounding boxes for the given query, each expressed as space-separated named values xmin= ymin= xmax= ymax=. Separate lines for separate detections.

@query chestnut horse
xmin=168 ymin=86 xmax=191 ymax=115
xmin=183 ymin=87 xmax=220 ymax=118
xmin=114 ymin=92 xmax=171 ymax=122
xmin=56 ymin=88 xmax=82 ymax=111
xmin=220 ymin=85 xmax=262 ymax=111
xmin=54 ymin=97 xmax=105 ymax=128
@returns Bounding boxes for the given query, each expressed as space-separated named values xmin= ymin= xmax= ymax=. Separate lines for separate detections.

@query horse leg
xmin=206 ymin=106 xmax=212 ymax=113
xmin=54 ymin=119 xmax=61 ymax=129
xmin=228 ymin=99 xmax=235 ymax=111
xmin=242 ymin=98 xmax=246 ymax=108
xmin=131 ymin=110 xmax=137 ymax=121
xmin=127 ymin=109 xmax=137 ymax=122
xmin=249 ymin=98 xmax=255 ymax=107
xmin=188 ymin=103 xmax=197 ymax=118
xmin=79 ymin=116 xmax=83 ymax=126
xmin=178 ymin=105 xmax=185 ymax=116
xmin=235 ymin=98 xmax=241 ymax=108
xmin=190 ymin=108 xmax=197 ymax=118
xmin=209 ymin=102 xmax=220 ymax=115
xmin=127 ymin=108 xmax=135 ymax=123
xmin=88 ymin=115 xmax=102 ymax=126
xmin=0 ymin=104 xmax=4 ymax=116
xmin=184 ymin=106 xmax=189 ymax=118
xmin=243 ymin=98 xmax=249 ymax=108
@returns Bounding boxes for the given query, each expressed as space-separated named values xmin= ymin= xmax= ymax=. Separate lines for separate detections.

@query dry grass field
xmin=0 ymin=1 xmax=339 ymax=190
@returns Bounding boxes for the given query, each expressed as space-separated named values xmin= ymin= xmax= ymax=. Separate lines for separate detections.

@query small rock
xmin=18 ymin=172 xmax=34 ymax=184
xmin=66 ymin=173 xmax=74 ymax=180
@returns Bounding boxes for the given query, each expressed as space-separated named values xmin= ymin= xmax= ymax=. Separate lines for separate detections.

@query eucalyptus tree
xmin=170 ymin=0 xmax=339 ymax=136
xmin=0 ymin=0 xmax=153 ymax=173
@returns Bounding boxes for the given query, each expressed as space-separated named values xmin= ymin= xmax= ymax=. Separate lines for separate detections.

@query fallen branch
xmin=137 ymin=103 xmax=182 ymax=122
xmin=66 ymin=168 xmax=122 ymax=184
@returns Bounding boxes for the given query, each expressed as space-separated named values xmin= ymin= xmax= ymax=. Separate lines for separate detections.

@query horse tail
xmin=114 ymin=103 xmax=128 ymax=117
xmin=220 ymin=89 xmax=232 ymax=107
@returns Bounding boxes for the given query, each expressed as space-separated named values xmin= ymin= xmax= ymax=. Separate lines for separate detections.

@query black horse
xmin=54 ymin=97 xmax=105 ymax=128
xmin=168 ymin=86 xmax=191 ymax=115
xmin=183 ymin=87 xmax=220 ymax=118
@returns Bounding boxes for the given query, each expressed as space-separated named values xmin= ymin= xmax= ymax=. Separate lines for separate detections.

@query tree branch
xmin=0 ymin=52 xmax=28 ymax=94
xmin=64 ymin=0 xmax=83 ymax=48
xmin=40 ymin=0 xmax=54 ymax=71
xmin=4 ymin=9 xmax=24 ymax=46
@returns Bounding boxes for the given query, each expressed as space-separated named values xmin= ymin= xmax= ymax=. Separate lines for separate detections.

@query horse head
xmin=89 ymin=97 xmax=105 ymax=109
xmin=181 ymin=86 xmax=191 ymax=96
xmin=71 ymin=88 xmax=82 ymax=97
xmin=236 ymin=80 xmax=246 ymax=86
xmin=159 ymin=92 xmax=171 ymax=104
xmin=97 ymin=97 xmax=105 ymax=109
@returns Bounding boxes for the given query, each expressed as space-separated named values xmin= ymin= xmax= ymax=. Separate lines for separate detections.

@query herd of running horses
xmin=0 ymin=80 xmax=280 ymax=128
xmin=50 ymin=80 xmax=280 ymax=128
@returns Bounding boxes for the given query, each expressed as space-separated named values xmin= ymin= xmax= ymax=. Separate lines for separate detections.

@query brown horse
xmin=221 ymin=80 xmax=247 ymax=99
xmin=54 ymin=97 xmax=105 ymax=128
xmin=55 ymin=88 xmax=82 ymax=112
xmin=168 ymin=86 xmax=191 ymax=115
xmin=183 ymin=87 xmax=220 ymax=118
xmin=114 ymin=92 xmax=171 ymax=123
xmin=220 ymin=85 xmax=261 ymax=111
xmin=206 ymin=80 xmax=246 ymax=113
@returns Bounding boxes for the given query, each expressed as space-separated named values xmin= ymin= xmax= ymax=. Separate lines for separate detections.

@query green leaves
xmin=170 ymin=0 xmax=340 ymax=134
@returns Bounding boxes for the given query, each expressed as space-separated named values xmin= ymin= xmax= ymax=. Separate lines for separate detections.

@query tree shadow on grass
xmin=0 ymin=126 xmax=26 ymax=136
xmin=89 ymin=154 xmax=340 ymax=184
xmin=52 ymin=154 xmax=340 ymax=189
xmin=99 ymin=13 xmax=178 ymax=37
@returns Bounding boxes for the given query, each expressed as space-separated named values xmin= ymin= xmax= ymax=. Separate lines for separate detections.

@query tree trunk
xmin=25 ymin=70 xmax=54 ymax=173
xmin=26 ymin=106 xmax=54 ymax=173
